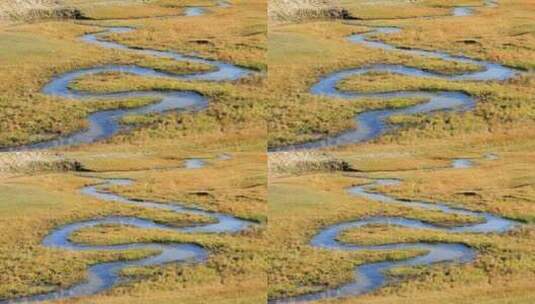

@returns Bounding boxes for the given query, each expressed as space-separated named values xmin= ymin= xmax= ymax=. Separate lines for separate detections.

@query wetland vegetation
xmin=0 ymin=0 xmax=534 ymax=303
xmin=267 ymin=0 xmax=535 ymax=303
xmin=0 ymin=0 xmax=266 ymax=303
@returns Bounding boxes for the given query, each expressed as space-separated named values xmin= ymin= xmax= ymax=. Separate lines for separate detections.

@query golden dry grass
xmin=1 ymin=0 xmax=535 ymax=303
xmin=267 ymin=0 xmax=535 ymax=148
xmin=267 ymin=0 xmax=535 ymax=302
xmin=0 ymin=0 xmax=266 ymax=149
xmin=268 ymin=127 xmax=535 ymax=302
xmin=0 ymin=1 xmax=267 ymax=303
xmin=0 ymin=148 xmax=266 ymax=303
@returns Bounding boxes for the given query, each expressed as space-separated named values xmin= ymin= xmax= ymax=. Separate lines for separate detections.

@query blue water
xmin=451 ymin=158 xmax=474 ymax=169
xmin=2 ymin=161 xmax=254 ymax=303
xmin=184 ymin=158 xmax=206 ymax=169
xmin=1 ymin=7 xmax=253 ymax=152
xmin=271 ymin=2 xmax=518 ymax=152
xmin=184 ymin=7 xmax=205 ymax=17
xmin=270 ymin=156 xmax=518 ymax=303
xmin=270 ymin=2 xmax=520 ymax=303
xmin=0 ymin=5 xmax=255 ymax=303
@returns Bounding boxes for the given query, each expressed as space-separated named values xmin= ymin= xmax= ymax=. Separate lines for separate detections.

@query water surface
xmin=271 ymin=1 xmax=517 ymax=152
xmin=270 ymin=2 xmax=520 ymax=303
xmin=1 ymin=7 xmax=252 ymax=152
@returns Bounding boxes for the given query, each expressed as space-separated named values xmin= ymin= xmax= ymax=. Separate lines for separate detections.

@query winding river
xmin=1 ymin=4 xmax=255 ymax=303
xmin=271 ymin=157 xmax=518 ymax=303
xmin=1 ymin=1 xmax=251 ymax=152
xmin=4 ymin=165 xmax=253 ymax=303
xmin=272 ymin=1 xmax=517 ymax=152
xmin=271 ymin=1 xmax=521 ymax=303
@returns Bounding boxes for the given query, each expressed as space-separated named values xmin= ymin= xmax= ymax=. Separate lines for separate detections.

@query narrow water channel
xmin=271 ymin=1 xmax=517 ymax=152
xmin=270 ymin=2 xmax=520 ymax=303
xmin=1 ymin=4 xmax=252 ymax=152
xmin=1 ymin=5 xmax=255 ymax=303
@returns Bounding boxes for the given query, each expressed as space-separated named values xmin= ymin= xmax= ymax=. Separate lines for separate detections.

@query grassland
xmin=268 ymin=127 xmax=535 ymax=303
xmin=0 ymin=146 xmax=267 ymax=303
xmin=338 ymin=0 xmax=482 ymax=20
xmin=0 ymin=0 xmax=267 ymax=303
xmin=0 ymin=0 xmax=266 ymax=149
xmin=267 ymin=0 xmax=535 ymax=149
xmin=2 ymin=0 xmax=535 ymax=303
xmin=267 ymin=0 xmax=535 ymax=303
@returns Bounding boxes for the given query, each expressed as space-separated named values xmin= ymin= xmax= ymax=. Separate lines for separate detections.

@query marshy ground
xmin=1 ymin=0 xmax=535 ymax=303
xmin=0 ymin=0 xmax=266 ymax=303
xmin=268 ymin=0 xmax=535 ymax=303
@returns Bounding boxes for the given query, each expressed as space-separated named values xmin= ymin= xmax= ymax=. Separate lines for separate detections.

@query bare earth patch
xmin=269 ymin=0 xmax=348 ymax=23
xmin=0 ymin=151 xmax=82 ymax=173
xmin=269 ymin=151 xmax=351 ymax=175
xmin=0 ymin=0 xmax=83 ymax=22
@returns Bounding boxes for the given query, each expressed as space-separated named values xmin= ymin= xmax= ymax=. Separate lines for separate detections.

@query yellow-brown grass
xmin=0 ymin=0 xmax=266 ymax=149
xmin=267 ymin=0 xmax=535 ymax=148
xmin=267 ymin=0 xmax=535 ymax=302
xmin=0 ymin=1 xmax=267 ymax=303
xmin=268 ymin=127 xmax=535 ymax=302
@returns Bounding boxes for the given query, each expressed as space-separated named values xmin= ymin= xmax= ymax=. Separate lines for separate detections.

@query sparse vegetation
xmin=269 ymin=151 xmax=351 ymax=175
xmin=0 ymin=151 xmax=83 ymax=173
xmin=269 ymin=0 xmax=348 ymax=23
xmin=0 ymin=0 xmax=84 ymax=22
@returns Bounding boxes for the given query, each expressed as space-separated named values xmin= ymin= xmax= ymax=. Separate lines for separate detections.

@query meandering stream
xmin=1 ymin=5 xmax=255 ymax=303
xmin=271 ymin=157 xmax=518 ymax=303
xmin=1 ymin=1 xmax=251 ymax=152
xmin=272 ymin=1 xmax=517 ymax=152
xmin=3 ymin=162 xmax=253 ymax=303
xmin=271 ymin=2 xmax=521 ymax=303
